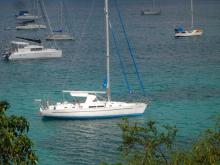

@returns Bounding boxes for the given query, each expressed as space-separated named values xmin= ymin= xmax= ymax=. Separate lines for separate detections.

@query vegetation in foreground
xmin=102 ymin=117 xmax=220 ymax=165
xmin=1 ymin=100 xmax=219 ymax=165
xmin=0 ymin=101 xmax=38 ymax=165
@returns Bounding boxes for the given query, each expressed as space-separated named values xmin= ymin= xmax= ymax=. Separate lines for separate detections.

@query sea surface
xmin=0 ymin=0 xmax=220 ymax=164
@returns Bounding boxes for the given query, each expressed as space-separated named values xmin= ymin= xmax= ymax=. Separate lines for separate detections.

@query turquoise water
xmin=0 ymin=0 xmax=220 ymax=164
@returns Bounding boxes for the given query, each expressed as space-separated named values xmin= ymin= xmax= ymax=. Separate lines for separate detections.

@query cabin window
xmin=31 ymin=48 xmax=42 ymax=51
xmin=97 ymin=105 xmax=104 ymax=108
xmin=89 ymin=106 xmax=96 ymax=108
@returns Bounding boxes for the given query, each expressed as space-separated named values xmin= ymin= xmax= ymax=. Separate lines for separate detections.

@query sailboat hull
xmin=16 ymin=15 xmax=39 ymax=20
xmin=142 ymin=9 xmax=161 ymax=15
xmin=40 ymin=102 xmax=147 ymax=119
xmin=46 ymin=34 xmax=74 ymax=40
xmin=16 ymin=24 xmax=46 ymax=30
xmin=175 ymin=29 xmax=203 ymax=37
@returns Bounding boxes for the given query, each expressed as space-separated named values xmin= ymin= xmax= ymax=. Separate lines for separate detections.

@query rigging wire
xmin=114 ymin=0 xmax=146 ymax=96
xmin=61 ymin=0 xmax=96 ymax=90
xmin=38 ymin=0 xmax=58 ymax=49
xmin=109 ymin=21 xmax=132 ymax=93
xmin=62 ymin=1 xmax=74 ymax=35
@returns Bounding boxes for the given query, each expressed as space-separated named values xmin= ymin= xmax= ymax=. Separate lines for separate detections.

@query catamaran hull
xmin=40 ymin=103 xmax=147 ymax=119
xmin=8 ymin=50 xmax=62 ymax=60
xmin=175 ymin=29 xmax=203 ymax=37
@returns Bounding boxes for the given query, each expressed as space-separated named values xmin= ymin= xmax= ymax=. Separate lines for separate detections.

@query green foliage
xmin=0 ymin=101 xmax=38 ymax=165
xmin=104 ymin=117 xmax=220 ymax=165
xmin=118 ymin=118 xmax=177 ymax=165
xmin=171 ymin=118 xmax=220 ymax=165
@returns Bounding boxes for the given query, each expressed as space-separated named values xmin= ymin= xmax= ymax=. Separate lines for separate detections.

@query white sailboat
xmin=16 ymin=20 xmax=46 ymax=30
xmin=175 ymin=0 xmax=203 ymax=37
xmin=46 ymin=33 xmax=74 ymax=40
xmin=46 ymin=1 xmax=73 ymax=41
xmin=2 ymin=40 xmax=62 ymax=60
xmin=16 ymin=11 xmax=39 ymax=20
xmin=16 ymin=0 xmax=40 ymax=20
xmin=142 ymin=0 xmax=161 ymax=15
xmin=38 ymin=0 xmax=147 ymax=119
xmin=16 ymin=0 xmax=46 ymax=30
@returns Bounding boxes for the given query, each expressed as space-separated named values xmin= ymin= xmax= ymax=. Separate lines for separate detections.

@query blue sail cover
xmin=175 ymin=26 xmax=184 ymax=33
xmin=53 ymin=29 xmax=63 ymax=33
xmin=16 ymin=11 xmax=29 ymax=16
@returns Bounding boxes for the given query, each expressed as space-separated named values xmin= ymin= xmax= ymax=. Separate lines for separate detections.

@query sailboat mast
xmin=60 ymin=1 xmax=63 ymax=30
xmin=105 ymin=0 xmax=111 ymax=102
xmin=152 ymin=0 xmax=155 ymax=9
xmin=191 ymin=0 xmax=194 ymax=30
xmin=39 ymin=0 xmax=58 ymax=49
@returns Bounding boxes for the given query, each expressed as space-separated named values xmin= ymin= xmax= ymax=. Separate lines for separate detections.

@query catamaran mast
xmin=105 ymin=0 xmax=111 ymax=102
xmin=191 ymin=0 xmax=194 ymax=30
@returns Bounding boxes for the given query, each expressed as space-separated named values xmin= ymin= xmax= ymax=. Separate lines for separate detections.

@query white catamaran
xmin=38 ymin=0 xmax=147 ymax=119
xmin=2 ymin=40 xmax=62 ymax=60
xmin=175 ymin=0 xmax=203 ymax=37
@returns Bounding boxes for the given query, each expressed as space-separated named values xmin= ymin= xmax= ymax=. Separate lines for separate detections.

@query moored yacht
xmin=174 ymin=0 xmax=203 ymax=37
xmin=39 ymin=91 xmax=146 ymax=119
xmin=46 ymin=33 xmax=74 ymax=40
xmin=142 ymin=9 xmax=161 ymax=15
xmin=3 ymin=41 xmax=62 ymax=60
xmin=142 ymin=0 xmax=161 ymax=15
xmin=38 ymin=0 xmax=147 ymax=119
xmin=16 ymin=20 xmax=46 ymax=30
xmin=45 ymin=2 xmax=74 ymax=41
xmin=175 ymin=27 xmax=202 ymax=37
xmin=16 ymin=11 xmax=39 ymax=20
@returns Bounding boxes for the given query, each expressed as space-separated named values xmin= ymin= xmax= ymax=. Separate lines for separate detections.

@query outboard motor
xmin=174 ymin=28 xmax=179 ymax=33
xmin=2 ymin=52 xmax=10 ymax=61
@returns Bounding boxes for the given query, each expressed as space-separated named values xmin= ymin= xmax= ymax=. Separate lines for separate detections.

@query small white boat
xmin=46 ymin=2 xmax=74 ymax=41
xmin=142 ymin=9 xmax=161 ymax=15
xmin=16 ymin=15 xmax=39 ymax=20
xmin=142 ymin=0 xmax=161 ymax=15
xmin=3 ymin=41 xmax=62 ymax=60
xmin=16 ymin=11 xmax=39 ymax=20
xmin=16 ymin=23 xmax=46 ymax=30
xmin=38 ymin=0 xmax=147 ymax=119
xmin=175 ymin=28 xmax=203 ymax=37
xmin=175 ymin=0 xmax=203 ymax=37
xmin=46 ymin=33 xmax=74 ymax=41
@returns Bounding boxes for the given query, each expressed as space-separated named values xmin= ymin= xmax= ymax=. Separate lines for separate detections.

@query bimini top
xmin=62 ymin=90 xmax=106 ymax=97
xmin=11 ymin=41 xmax=29 ymax=46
